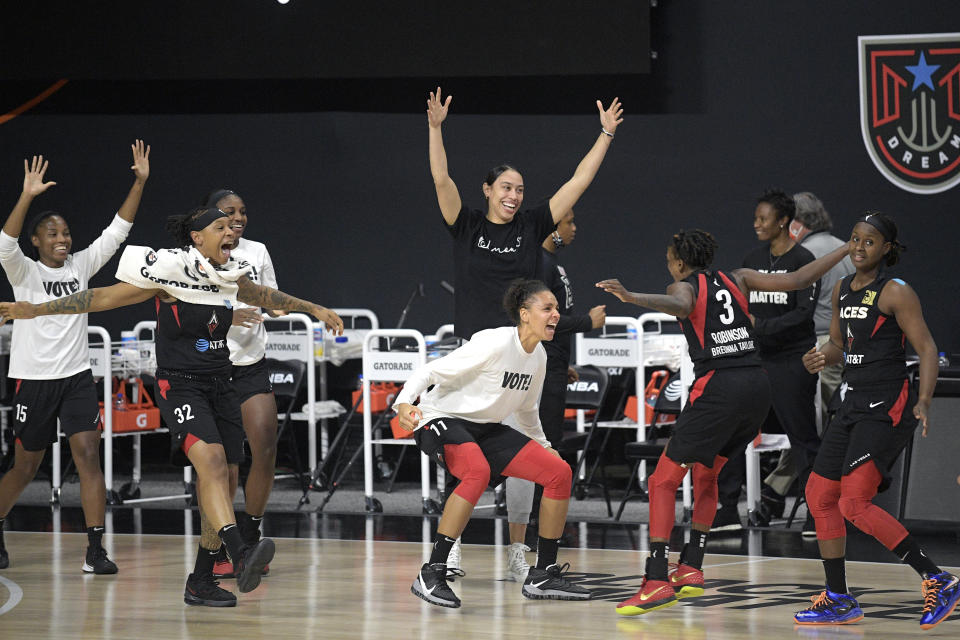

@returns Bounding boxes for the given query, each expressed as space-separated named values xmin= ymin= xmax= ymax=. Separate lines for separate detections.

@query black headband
xmin=189 ymin=207 xmax=229 ymax=231
xmin=860 ymin=213 xmax=896 ymax=242
xmin=204 ymin=189 xmax=238 ymax=208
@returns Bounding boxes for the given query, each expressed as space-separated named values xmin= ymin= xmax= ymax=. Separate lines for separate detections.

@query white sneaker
xmin=446 ymin=537 xmax=465 ymax=580
xmin=505 ymin=542 xmax=531 ymax=582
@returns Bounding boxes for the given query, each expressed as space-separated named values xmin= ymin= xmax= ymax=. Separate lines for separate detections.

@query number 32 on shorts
xmin=173 ymin=404 xmax=194 ymax=424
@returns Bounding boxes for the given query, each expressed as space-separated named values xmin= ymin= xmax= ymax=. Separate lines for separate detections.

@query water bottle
xmin=114 ymin=392 xmax=126 ymax=411
xmin=313 ymin=325 xmax=324 ymax=358
xmin=938 ymin=352 xmax=950 ymax=368
xmin=626 ymin=325 xmax=638 ymax=340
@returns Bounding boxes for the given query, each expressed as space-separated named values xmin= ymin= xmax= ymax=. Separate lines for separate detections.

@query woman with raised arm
xmin=0 ymin=143 xmax=149 ymax=575
xmin=793 ymin=214 xmax=958 ymax=631
xmin=428 ymin=87 xmax=620 ymax=575
xmin=199 ymin=189 xmax=283 ymax=580
xmin=428 ymin=86 xmax=621 ymax=341
xmin=596 ymin=229 xmax=849 ymax=617
xmin=0 ymin=206 xmax=342 ymax=608
xmin=394 ymin=279 xmax=591 ymax=609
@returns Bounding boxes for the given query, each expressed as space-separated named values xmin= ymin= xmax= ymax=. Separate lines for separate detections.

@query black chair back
xmin=565 ymin=364 xmax=609 ymax=410
xmin=265 ymin=358 xmax=306 ymax=403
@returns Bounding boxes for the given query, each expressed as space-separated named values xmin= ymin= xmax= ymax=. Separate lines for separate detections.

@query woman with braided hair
xmin=0 ymin=205 xmax=343 ymax=607
xmin=597 ymin=228 xmax=850 ymax=617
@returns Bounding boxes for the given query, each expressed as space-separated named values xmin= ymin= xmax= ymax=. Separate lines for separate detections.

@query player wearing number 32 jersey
xmin=597 ymin=228 xmax=849 ymax=617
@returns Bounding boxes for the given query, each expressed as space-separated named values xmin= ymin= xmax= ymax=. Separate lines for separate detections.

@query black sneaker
xmin=235 ymin=538 xmax=275 ymax=594
xmin=0 ymin=546 xmax=8 ymax=570
xmin=82 ymin=546 xmax=118 ymax=574
xmin=711 ymin=506 xmax=743 ymax=532
xmin=522 ymin=563 xmax=592 ymax=601
xmin=411 ymin=563 xmax=461 ymax=608
xmin=184 ymin=572 xmax=237 ymax=607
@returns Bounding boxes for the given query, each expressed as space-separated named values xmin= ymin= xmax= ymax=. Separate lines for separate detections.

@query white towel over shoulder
xmin=115 ymin=245 xmax=251 ymax=306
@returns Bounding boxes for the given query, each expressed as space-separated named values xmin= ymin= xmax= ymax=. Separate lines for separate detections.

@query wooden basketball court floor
xmin=1 ymin=519 xmax=957 ymax=640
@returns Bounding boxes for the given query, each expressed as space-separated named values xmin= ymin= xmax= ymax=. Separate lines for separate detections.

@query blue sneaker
xmin=794 ymin=589 xmax=864 ymax=625
xmin=920 ymin=572 xmax=960 ymax=630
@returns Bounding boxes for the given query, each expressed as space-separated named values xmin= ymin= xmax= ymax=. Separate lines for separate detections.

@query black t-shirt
xmin=540 ymin=248 xmax=592 ymax=369
xmin=742 ymin=243 xmax=818 ymax=357
xmin=154 ymin=297 xmax=234 ymax=377
xmin=447 ymin=202 xmax=556 ymax=339
xmin=838 ymin=273 xmax=907 ymax=386
xmin=677 ymin=270 xmax=760 ymax=377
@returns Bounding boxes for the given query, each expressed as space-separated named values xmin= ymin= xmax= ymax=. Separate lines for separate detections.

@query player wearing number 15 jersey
xmin=597 ymin=228 xmax=850 ymax=617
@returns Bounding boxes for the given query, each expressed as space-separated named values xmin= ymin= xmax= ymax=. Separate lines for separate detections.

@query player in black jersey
xmin=597 ymin=229 xmax=849 ymax=616
xmin=0 ymin=206 xmax=343 ymax=608
xmin=794 ymin=213 xmax=959 ymax=631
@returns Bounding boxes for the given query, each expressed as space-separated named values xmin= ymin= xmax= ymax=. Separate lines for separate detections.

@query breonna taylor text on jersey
xmin=677 ymin=270 xmax=759 ymax=377
xmin=837 ymin=273 xmax=907 ymax=386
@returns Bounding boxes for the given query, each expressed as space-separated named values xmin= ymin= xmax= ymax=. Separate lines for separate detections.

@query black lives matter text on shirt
xmin=447 ymin=202 xmax=555 ymax=340
xmin=742 ymin=243 xmax=818 ymax=356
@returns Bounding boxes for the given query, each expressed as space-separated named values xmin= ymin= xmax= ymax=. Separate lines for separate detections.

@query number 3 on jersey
xmin=716 ymin=289 xmax=735 ymax=325
xmin=173 ymin=404 xmax=194 ymax=424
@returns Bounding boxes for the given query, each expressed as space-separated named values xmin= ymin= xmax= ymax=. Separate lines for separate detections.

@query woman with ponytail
xmin=393 ymin=279 xmax=591 ymax=609
xmin=794 ymin=213 xmax=958 ymax=631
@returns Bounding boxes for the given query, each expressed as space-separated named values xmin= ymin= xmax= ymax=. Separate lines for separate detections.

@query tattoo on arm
xmin=40 ymin=290 xmax=95 ymax=315
xmin=237 ymin=278 xmax=314 ymax=314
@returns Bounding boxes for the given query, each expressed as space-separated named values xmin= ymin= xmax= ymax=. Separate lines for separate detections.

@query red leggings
xmin=648 ymin=450 xmax=728 ymax=539
xmin=806 ymin=464 xmax=908 ymax=549
xmin=444 ymin=441 xmax=572 ymax=506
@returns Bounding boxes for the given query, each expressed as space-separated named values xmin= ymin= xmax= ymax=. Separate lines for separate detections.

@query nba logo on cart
xmin=859 ymin=33 xmax=960 ymax=194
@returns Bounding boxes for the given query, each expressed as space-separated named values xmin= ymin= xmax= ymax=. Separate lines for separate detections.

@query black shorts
xmin=666 ymin=366 xmax=771 ymax=467
xmin=12 ymin=370 xmax=102 ymax=451
xmin=154 ymin=369 xmax=244 ymax=466
xmin=813 ymin=378 xmax=917 ymax=490
xmin=232 ymin=357 xmax=274 ymax=404
xmin=414 ymin=417 xmax=533 ymax=487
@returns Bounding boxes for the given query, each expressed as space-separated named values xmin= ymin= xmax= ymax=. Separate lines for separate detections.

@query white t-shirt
xmin=0 ymin=214 xmax=133 ymax=380
xmin=226 ymin=237 xmax=278 ymax=366
xmin=393 ymin=326 xmax=549 ymax=447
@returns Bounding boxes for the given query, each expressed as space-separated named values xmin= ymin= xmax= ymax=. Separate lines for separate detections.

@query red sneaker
xmin=616 ymin=577 xmax=678 ymax=616
xmin=212 ymin=555 xmax=235 ymax=579
xmin=668 ymin=562 xmax=704 ymax=599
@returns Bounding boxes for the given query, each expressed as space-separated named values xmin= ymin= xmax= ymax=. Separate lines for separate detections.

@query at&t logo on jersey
xmin=859 ymin=33 xmax=960 ymax=194
xmin=195 ymin=338 xmax=226 ymax=352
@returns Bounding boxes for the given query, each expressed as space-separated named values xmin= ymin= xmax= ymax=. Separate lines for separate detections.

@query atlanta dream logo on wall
xmin=859 ymin=33 xmax=960 ymax=194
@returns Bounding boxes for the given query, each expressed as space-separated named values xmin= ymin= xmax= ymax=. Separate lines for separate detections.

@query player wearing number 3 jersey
xmin=597 ymin=228 xmax=849 ymax=617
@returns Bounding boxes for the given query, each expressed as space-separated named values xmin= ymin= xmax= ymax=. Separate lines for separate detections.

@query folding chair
xmin=556 ymin=364 xmax=612 ymax=516
xmin=614 ymin=370 xmax=682 ymax=521
xmin=261 ymin=358 xmax=310 ymax=504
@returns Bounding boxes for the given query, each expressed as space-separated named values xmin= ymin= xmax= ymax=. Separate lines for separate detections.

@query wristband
xmin=601 ymin=127 xmax=615 ymax=138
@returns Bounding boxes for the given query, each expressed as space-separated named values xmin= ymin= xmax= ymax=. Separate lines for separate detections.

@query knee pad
xmin=838 ymin=463 xmax=908 ymax=549
xmin=649 ymin=452 xmax=689 ymax=539
xmin=502 ymin=442 xmax=572 ymax=500
xmin=691 ymin=460 xmax=722 ymax=528
xmin=445 ymin=442 xmax=490 ymax=506
xmin=805 ymin=472 xmax=844 ymax=540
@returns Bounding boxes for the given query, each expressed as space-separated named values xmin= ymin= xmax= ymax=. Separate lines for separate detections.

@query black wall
xmin=1 ymin=1 xmax=958 ymax=354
